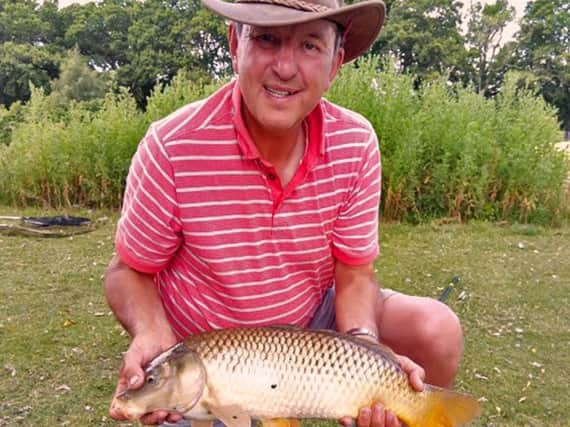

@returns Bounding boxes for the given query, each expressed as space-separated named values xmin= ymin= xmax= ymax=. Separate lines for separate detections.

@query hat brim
xmin=201 ymin=0 xmax=385 ymax=63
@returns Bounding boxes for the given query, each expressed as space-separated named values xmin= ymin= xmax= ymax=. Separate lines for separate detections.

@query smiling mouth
xmin=264 ymin=86 xmax=298 ymax=98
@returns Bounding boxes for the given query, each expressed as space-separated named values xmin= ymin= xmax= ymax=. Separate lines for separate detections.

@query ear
xmin=228 ymin=23 xmax=239 ymax=74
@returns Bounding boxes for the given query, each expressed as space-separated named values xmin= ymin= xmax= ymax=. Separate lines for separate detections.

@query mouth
xmin=264 ymin=85 xmax=299 ymax=98
xmin=111 ymin=397 xmax=145 ymax=421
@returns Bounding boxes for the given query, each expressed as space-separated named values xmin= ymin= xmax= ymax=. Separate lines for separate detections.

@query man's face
xmin=230 ymin=21 xmax=344 ymax=137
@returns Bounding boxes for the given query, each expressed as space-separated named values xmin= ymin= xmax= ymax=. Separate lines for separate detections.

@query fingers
xmin=339 ymin=404 xmax=402 ymax=427
xmin=357 ymin=407 xmax=374 ymax=427
xmin=140 ymin=410 xmax=184 ymax=425
xmin=385 ymin=411 xmax=400 ymax=427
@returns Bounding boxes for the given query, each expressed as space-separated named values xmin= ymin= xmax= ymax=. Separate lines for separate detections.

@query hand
xmin=339 ymin=353 xmax=425 ymax=427
xmin=110 ymin=331 xmax=181 ymax=425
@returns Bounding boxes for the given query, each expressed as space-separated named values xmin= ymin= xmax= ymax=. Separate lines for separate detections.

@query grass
xmin=1 ymin=209 xmax=569 ymax=426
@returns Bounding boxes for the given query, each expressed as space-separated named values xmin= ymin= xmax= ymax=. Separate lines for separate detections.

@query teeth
xmin=266 ymin=87 xmax=291 ymax=97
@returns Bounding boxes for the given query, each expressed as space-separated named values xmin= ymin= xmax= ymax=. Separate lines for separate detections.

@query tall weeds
xmin=0 ymin=87 xmax=145 ymax=208
xmin=0 ymin=62 xmax=567 ymax=223
xmin=0 ymin=73 xmax=219 ymax=209
xmin=327 ymin=58 xmax=568 ymax=223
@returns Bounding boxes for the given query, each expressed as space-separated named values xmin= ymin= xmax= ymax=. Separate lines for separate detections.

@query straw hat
xmin=201 ymin=0 xmax=386 ymax=63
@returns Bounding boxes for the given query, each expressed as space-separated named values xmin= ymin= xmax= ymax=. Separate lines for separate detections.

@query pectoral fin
xmin=261 ymin=418 xmax=302 ymax=427
xmin=208 ymin=405 xmax=252 ymax=427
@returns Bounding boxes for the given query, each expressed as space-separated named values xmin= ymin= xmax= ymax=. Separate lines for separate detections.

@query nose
xmin=272 ymin=43 xmax=298 ymax=81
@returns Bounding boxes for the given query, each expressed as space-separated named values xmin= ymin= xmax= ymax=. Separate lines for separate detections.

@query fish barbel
xmin=111 ymin=326 xmax=480 ymax=427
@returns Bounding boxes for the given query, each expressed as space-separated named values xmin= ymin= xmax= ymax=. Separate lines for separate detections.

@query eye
xmin=252 ymin=32 xmax=278 ymax=48
xmin=257 ymin=34 xmax=274 ymax=43
xmin=304 ymin=42 xmax=317 ymax=51
xmin=146 ymin=375 xmax=156 ymax=385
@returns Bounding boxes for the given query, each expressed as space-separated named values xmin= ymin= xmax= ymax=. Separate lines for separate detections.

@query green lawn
xmin=1 ymin=210 xmax=569 ymax=426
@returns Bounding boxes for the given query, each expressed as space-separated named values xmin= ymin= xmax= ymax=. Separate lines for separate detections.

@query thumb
xmin=397 ymin=355 xmax=425 ymax=392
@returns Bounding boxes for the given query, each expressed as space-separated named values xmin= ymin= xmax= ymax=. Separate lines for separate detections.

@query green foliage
xmin=465 ymin=0 xmax=515 ymax=96
xmin=0 ymin=86 xmax=146 ymax=208
xmin=117 ymin=0 xmax=227 ymax=107
xmin=0 ymin=0 xmax=53 ymax=44
xmin=513 ymin=0 xmax=570 ymax=130
xmin=50 ymin=48 xmax=108 ymax=105
xmin=0 ymin=101 xmax=27 ymax=146
xmin=493 ymin=73 xmax=567 ymax=222
xmin=371 ymin=0 xmax=469 ymax=83
xmin=0 ymin=42 xmax=60 ymax=106
xmin=327 ymin=58 xmax=568 ymax=223
xmin=0 ymin=0 xmax=228 ymax=110
xmin=0 ymin=58 xmax=566 ymax=223
xmin=60 ymin=0 xmax=134 ymax=71
xmin=0 ymin=71 xmax=219 ymax=208
xmin=144 ymin=70 xmax=222 ymax=124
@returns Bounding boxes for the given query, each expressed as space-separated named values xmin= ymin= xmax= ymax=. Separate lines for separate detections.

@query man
xmin=105 ymin=0 xmax=464 ymax=426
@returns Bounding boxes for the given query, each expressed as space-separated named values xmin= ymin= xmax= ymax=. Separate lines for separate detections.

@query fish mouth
xmin=110 ymin=396 xmax=146 ymax=421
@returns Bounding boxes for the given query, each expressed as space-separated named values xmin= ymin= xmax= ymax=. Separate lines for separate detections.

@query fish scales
xmin=111 ymin=326 xmax=480 ymax=427
xmin=186 ymin=326 xmax=409 ymax=419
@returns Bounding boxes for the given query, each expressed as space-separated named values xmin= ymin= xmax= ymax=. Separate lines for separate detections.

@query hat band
xmin=236 ymin=0 xmax=333 ymax=13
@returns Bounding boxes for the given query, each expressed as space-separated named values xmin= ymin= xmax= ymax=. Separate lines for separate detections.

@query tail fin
xmin=405 ymin=385 xmax=481 ymax=427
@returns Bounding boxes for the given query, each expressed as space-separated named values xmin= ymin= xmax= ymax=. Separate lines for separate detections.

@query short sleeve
xmin=331 ymin=130 xmax=381 ymax=265
xmin=115 ymin=125 xmax=183 ymax=273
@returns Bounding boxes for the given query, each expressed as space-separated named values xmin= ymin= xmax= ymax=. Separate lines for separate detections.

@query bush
xmin=0 ymin=101 xmax=27 ymax=146
xmin=0 ymin=72 xmax=221 ymax=208
xmin=327 ymin=58 xmax=568 ymax=223
xmin=0 ymin=60 xmax=567 ymax=224
xmin=0 ymin=87 xmax=145 ymax=208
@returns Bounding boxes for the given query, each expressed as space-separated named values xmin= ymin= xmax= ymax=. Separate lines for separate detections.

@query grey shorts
xmin=308 ymin=286 xmax=398 ymax=330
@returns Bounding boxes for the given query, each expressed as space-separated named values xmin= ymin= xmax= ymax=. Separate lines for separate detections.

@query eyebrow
xmin=306 ymin=31 xmax=326 ymax=40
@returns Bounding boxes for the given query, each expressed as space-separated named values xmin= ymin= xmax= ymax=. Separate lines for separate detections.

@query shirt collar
xmin=231 ymin=80 xmax=326 ymax=163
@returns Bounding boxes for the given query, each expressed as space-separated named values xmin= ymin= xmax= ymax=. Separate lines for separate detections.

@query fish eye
xmin=146 ymin=375 xmax=156 ymax=385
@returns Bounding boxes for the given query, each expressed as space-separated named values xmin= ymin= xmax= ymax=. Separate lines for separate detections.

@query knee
xmin=416 ymin=300 xmax=464 ymax=364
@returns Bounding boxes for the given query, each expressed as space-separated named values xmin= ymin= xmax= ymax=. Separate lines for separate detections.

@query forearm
xmin=334 ymin=261 xmax=379 ymax=337
xmin=104 ymin=255 xmax=175 ymax=340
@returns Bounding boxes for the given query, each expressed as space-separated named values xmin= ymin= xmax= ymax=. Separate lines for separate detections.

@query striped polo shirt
xmin=115 ymin=80 xmax=381 ymax=338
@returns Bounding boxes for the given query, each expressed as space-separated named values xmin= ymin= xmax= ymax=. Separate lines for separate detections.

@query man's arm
xmin=334 ymin=260 xmax=379 ymax=338
xmin=104 ymin=255 xmax=181 ymax=425
xmin=334 ymin=259 xmax=424 ymax=427
xmin=105 ymin=254 xmax=174 ymax=338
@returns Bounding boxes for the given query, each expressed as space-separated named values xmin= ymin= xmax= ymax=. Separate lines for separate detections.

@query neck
xmin=243 ymin=111 xmax=305 ymax=166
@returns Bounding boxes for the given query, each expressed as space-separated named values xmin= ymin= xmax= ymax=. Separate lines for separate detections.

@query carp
xmin=111 ymin=326 xmax=480 ymax=427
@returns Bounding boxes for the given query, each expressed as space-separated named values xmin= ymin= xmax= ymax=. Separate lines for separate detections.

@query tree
xmin=50 ymin=48 xmax=107 ymax=103
xmin=465 ymin=0 xmax=515 ymax=96
xmin=117 ymin=0 xmax=223 ymax=107
xmin=0 ymin=0 xmax=50 ymax=44
xmin=514 ymin=0 xmax=570 ymax=130
xmin=371 ymin=0 xmax=469 ymax=83
xmin=187 ymin=7 xmax=231 ymax=76
xmin=0 ymin=0 xmax=66 ymax=107
xmin=0 ymin=0 xmax=233 ymax=110
xmin=60 ymin=0 xmax=134 ymax=71
xmin=0 ymin=42 xmax=60 ymax=107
